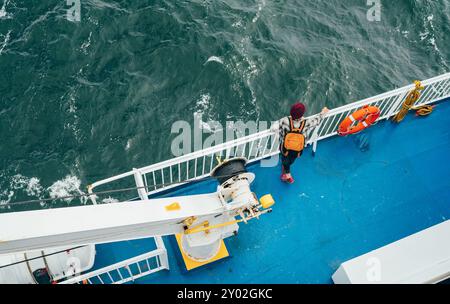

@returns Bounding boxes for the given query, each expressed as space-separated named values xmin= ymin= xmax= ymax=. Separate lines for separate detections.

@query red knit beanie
xmin=290 ymin=102 xmax=306 ymax=119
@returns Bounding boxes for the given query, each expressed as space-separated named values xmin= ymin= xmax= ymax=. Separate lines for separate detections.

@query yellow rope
xmin=412 ymin=105 xmax=434 ymax=116
xmin=392 ymin=80 xmax=424 ymax=123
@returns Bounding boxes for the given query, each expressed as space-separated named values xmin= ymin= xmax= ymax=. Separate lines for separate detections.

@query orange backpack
xmin=283 ymin=117 xmax=306 ymax=156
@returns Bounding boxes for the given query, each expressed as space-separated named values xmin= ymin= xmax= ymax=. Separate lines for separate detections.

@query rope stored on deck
xmin=392 ymin=80 xmax=424 ymax=123
xmin=412 ymin=105 xmax=434 ymax=117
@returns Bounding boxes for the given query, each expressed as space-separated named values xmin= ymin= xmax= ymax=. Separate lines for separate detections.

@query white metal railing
xmin=59 ymin=237 xmax=169 ymax=284
xmin=89 ymin=72 xmax=450 ymax=201
xmin=90 ymin=128 xmax=281 ymax=201
xmin=309 ymin=72 xmax=450 ymax=145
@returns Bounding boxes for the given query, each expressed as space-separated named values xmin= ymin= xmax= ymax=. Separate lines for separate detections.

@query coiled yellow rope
xmin=392 ymin=80 xmax=425 ymax=123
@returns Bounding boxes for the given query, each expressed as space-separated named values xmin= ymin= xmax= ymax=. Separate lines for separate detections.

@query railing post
xmin=87 ymin=185 xmax=97 ymax=205
xmin=133 ymin=168 xmax=148 ymax=200
xmin=309 ymin=118 xmax=324 ymax=157
xmin=155 ymin=236 xmax=169 ymax=270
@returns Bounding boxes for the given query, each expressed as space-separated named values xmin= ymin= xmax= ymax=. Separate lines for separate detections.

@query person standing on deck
xmin=272 ymin=102 xmax=329 ymax=184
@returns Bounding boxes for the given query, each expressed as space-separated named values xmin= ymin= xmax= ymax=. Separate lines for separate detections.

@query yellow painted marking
xmin=175 ymin=234 xmax=229 ymax=271
xmin=165 ymin=202 xmax=181 ymax=211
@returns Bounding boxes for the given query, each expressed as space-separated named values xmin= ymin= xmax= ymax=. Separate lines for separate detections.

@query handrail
xmin=89 ymin=129 xmax=275 ymax=189
xmin=59 ymin=236 xmax=169 ymax=284
xmin=89 ymin=72 xmax=450 ymax=202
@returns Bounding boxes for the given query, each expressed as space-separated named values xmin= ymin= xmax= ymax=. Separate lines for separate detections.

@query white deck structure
xmin=0 ymin=193 xmax=223 ymax=254
xmin=332 ymin=220 xmax=450 ymax=284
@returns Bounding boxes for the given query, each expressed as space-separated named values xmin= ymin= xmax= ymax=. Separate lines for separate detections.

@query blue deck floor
xmin=97 ymin=98 xmax=450 ymax=284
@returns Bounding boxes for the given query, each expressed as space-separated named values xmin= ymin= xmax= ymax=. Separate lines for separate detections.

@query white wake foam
xmin=0 ymin=0 xmax=9 ymax=19
xmin=194 ymin=93 xmax=211 ymax=116
xmin=0 ymin=30 xmax=11 ymax=55
xmin=0 ymin=173 xmax=89 ymax=207
xmin=47 ymin=175 xmax=86 ymax=204
xmin=10 ymin=174 xmax=44 ymax=197
xmin=205 ymin=56 xmax=224 ymax=65
xmin=252 ymin=0 xmax=266 ymax=23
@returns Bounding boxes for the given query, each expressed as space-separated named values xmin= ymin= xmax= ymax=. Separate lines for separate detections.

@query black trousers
xmin=280 ymin=146 xmax=302 ymax=174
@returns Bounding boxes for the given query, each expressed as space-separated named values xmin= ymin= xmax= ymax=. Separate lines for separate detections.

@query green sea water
xmin=0 ymin=0 xmax=449 ymax=211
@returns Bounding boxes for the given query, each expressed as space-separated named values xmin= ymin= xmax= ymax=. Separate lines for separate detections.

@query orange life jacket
xmin=283 ymin=117 xmax=306 ymax=156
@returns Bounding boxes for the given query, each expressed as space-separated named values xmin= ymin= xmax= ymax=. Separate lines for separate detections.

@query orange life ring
xmin=338 ymin=105 xmax=380 ymax=136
